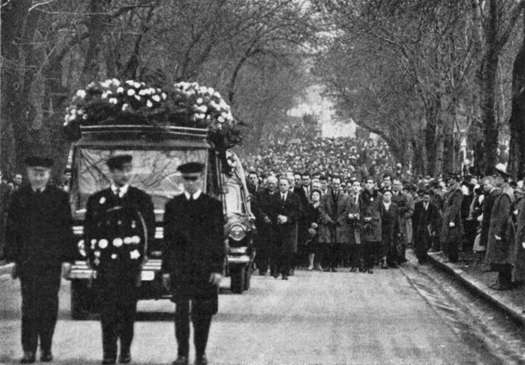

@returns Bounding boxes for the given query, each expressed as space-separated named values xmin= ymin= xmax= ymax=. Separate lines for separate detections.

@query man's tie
xmin=115 ymin=187 xmax=121 ymax=198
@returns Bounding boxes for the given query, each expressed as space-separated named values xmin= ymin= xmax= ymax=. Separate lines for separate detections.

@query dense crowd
xmin=243 ymin=137 xmax=399 ymax=181
xmin=245 ymin=164 xmax=525 ymax=289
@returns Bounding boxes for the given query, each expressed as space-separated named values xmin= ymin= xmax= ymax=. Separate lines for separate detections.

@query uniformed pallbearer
xmin=84 ymin=155 xmax=155 ymax=364
xmin=5 ymin=156 xmax=76 ymax=364
xmin=162 ymin=162 xmax=225 ymax=365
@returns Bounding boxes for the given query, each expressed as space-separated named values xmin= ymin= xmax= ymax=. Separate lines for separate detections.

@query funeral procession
xmin=5 ymin=2 xmax=525 ymax=365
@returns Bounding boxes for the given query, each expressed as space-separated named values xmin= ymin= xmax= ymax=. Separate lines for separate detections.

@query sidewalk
xmin=428 ymin=251 xmax=525 ymax=326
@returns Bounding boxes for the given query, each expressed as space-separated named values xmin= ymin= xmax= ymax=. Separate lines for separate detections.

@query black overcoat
xmin=162 ymin=193 xmax=225 ymax=300
xmin=5 ymin=185 xmax=76 ymax=269
xmin=268 ymin=192 xmax=300 ymax=255
xmin=412 ymin=201 xmax=440 ymax=258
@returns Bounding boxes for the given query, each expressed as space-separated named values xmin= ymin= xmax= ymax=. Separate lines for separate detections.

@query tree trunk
xmin=509 ymin=14 xmax=525 ymax=179
xmin=82 ymin=0 xmax=111 ymax=84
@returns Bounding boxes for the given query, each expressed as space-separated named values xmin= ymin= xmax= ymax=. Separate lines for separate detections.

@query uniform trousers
xmin=20 ymin=265 xmax=61 ymax=354
xmin=97 ymin=274 xmax=138 ymax=358
xmin=174 ymin=297 xmax=215 ymax=358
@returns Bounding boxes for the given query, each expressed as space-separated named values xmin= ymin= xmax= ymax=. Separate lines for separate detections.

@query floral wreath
xmin=63 ymin=79 xmax=241 ymax=148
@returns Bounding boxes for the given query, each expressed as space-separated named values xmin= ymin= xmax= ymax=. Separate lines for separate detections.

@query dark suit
xmin=5 ymin=185 xmax=75 ymax=355
xmin=380 ymin=202 xmax=400 ymax=265
xmin=162 ymin=192 xmax=225 ymax=358
xmin=84 ymin=186 xmax=154 ymax=360
xmin=254 ymin=189 xmax=276 ymax=274
xmin=440 ymin=188 xmax=464 ymax=262
xmin=412 ymin=201 xmax=440 ymax=263
xmin=269 ymin=191 xmax=300 ymax=277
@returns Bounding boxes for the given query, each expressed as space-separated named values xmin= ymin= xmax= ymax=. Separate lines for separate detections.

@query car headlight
xmin=229 ymin=224 xmax=246 ymax=241
xmin=78 ymin=239 xmax=86 ymax=257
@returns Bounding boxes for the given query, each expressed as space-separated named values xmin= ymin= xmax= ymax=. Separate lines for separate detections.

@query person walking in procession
xmin=485 ymin=165 xmax=515 ymax=290
xmin=319 ymin=176 xmax=349 ymax=272
xmin=269 ymin=176 xmax=300 ymax=279
xmin=5 ymin=156 xmax=76 ymax=363
xmin=412 ymin=190 xmax=440 ymax=264
xmin=440 ymin=174 xmax=464 ymax=263
xmin=162 ymin=162 xmax=225 ymax=365
xmin=359 ymin=178 xmax=382 ymax=273
xmin=84 ymin=155 xmax=155 ymax=364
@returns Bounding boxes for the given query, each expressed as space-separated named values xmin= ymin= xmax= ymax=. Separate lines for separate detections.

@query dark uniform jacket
xmin=268 ymin=191 xmax=300 ymax=254
xmin=5 ymin=185 xmax=76 ymax=268
xmin=162 ymin=193 xmax=225 ymax=300
xmin=84 ymin=186 xmax=155 ymax=280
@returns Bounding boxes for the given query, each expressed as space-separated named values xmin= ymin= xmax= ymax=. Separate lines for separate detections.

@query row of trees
xmin=1 ymin=0 xmax=318 ymax=176
xmin=314 ymin=0 xmax=525 ymax=177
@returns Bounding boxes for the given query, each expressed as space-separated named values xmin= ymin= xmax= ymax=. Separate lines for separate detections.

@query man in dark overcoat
xmin=346 ymin=180 xmax=361 ymax=271
xmin=380 ymin=190 xmax=400 ymax=268
xmin=162 ymin=162 xmax=225 ymax=365
xmin=294 ymin=172 xmax=311 ymax=266
xmin=254 ymin=175 xmax=278 ymax=275
xmin=485 ymin=165 xmax=515 ymax=290
xmin=318 ymin=176 xmax=350 ymax=272
xmin=392 ymin=179 xmax=413 ymax=263
xmin=359 ymin=178 xmax=382 ymax=273
xmin=269 ymin=176 xmax=300 ymax=279
xmin=84 ymin=155 xmax=155 ymax=364
xmin=439 ymin=174 xmax=464 ymax=263
xmin=480 ymin=176 xmax=500 ymax=251
xmin=5 ymin=156 xmax=76 ymax=363
xmin=412 ymin=190 xmax=440 ymax=264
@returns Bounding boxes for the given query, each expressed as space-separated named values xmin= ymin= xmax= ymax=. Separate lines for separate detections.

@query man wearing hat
xmin=439 ymin=173 xmax=464 ymax=263
xmin=162 ymin=162 xmax=225 ymax=365
xmin=5 ymin=156 xmax=76 ymax=363
xmin=485 ymin=164 xmax=515 ymax=290
xmin=84 ymin=154 xmax=155 ymax=364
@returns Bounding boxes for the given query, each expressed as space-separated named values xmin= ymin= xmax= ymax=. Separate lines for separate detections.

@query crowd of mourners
xmin=244 ymin=140 xmax=525 ymax=290
xmin=243 ymin=137 xmax=398 ymax=182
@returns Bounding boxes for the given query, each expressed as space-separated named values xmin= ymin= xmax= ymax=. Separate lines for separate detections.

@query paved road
xmin=0 ymin=257 xmax=523 ymax=365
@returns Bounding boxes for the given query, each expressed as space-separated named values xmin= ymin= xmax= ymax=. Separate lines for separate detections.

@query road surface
xmin=1 ymin=255 xmax=525 ymax=364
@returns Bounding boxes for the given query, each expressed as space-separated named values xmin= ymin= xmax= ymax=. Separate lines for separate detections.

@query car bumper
xmin=65 ymin=259 xmax=162 ymax=281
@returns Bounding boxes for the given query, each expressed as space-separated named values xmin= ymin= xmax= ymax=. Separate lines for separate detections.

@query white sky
xmin=287 ymin=84 xmax=356 ymax=138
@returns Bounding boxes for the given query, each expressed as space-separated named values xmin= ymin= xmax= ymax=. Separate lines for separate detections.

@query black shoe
xmin=172 ymin=355 xmax=189 ymax=365
xmin=41 ymin=351 xmax=53 ymax=362
xmin=282 ymin=275 xmax=288 ymax=280
xmin=368 ymin=268 xmax=373 ymax=274
xmin=20 ymin=352 xmax=35 ymax=364
xmin=119 ymin=352 xmax=131 ymax=363
xmin=195 ymin=354 xmax=208 ymax=365
xmin=102 ymin=357 xmax=116 ymax=364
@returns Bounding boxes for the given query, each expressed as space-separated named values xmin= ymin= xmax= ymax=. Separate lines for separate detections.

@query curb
xmin=0 ymin=262 xmax=14 ymax=276
xmin=427 ymin=252 xmax=525 ymax=326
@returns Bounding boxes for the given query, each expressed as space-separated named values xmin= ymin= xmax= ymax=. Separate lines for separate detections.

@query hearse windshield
xmin=71 ymin=148 xmax=208 ymax=218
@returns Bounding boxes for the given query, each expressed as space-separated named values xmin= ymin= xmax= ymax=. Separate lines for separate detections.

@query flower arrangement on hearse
xmin=63 ymin=79 xmax=241 ymax=149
